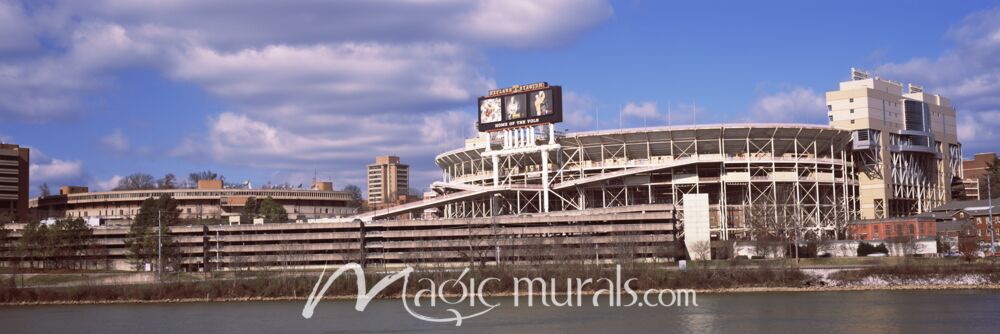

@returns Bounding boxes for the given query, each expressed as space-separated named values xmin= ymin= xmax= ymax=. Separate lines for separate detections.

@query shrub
xmin=857 ymin=242 xmax=889 ymax=256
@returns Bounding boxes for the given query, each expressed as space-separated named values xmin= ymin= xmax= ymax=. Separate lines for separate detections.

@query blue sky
xmin=2 ymin=0 xmax=999 ymax=197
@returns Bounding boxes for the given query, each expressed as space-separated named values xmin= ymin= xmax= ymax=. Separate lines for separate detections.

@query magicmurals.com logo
xmin=301 ymin=263 xmax=698 ymax=327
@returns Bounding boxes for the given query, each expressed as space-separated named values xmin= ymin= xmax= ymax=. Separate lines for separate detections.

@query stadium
xmin=352 ymin=123 xmax=859 ymax=263
xmin=5 ymin=75 xmax=963 ymax=269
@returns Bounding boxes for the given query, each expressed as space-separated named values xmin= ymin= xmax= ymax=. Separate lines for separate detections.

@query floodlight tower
xmin=481 ymin=123 xmax=561 ymax=213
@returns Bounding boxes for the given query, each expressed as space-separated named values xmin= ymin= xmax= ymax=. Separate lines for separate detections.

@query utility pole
xmin=794 ymin=222 xmax=800 ymax=264
xmin=158 ymin=210 xmax=162 ymax=282
xmin=988 ymin=174 xmax=995 ymax=257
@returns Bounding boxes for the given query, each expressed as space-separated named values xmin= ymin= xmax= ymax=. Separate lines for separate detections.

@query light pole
xmin=157 ymin=210 xmax=162 ymax=282
xmin=987 ymin=174 xmax=995 ymax=257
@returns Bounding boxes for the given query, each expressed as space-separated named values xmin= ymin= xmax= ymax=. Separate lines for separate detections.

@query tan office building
xmin=0 ymin=143 xmax=29 ymax=222
xmin=827 ymin=68 xmax=962 ymax=219
xmin=367 ymin=156 xmax=409 ymax=206
xmin=961 ymin=152 xmax=998 ymax=200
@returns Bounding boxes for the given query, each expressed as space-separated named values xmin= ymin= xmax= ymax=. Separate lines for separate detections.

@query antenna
xmin=692 ymin=100 xmax=697 ymax=124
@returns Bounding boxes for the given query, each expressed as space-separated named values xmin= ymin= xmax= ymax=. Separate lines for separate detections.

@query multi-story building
xmin=367 ymin=155 xmax=409 ymax=207
xmin=31 ymin=181 xmax=357 ymax=225
xmin=848 ymin=216 xmax=938 ymax=241
xmin=959 ymin=152 xmax=998 ymax=200
xmin=827 ymin=68 xmax=962 ymax=219
xmin=0 ymin=143 xmax=29 ymax=222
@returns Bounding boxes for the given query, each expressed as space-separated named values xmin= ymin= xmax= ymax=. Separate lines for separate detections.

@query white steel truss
xmin=424 ymin=125 xmax=860 ymax=241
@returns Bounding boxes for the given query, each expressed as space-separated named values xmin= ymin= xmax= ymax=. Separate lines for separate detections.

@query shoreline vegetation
xmin=4 ymin=284 xmax=1000 ymax=307
xmin=3 ymin=259 xmax=1000 ymax=306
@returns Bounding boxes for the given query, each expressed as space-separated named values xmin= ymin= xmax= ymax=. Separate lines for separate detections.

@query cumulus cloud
xmin=169 ymin=43 xmax=493 ymax=124
xmin=0 ymin=0 xmax=39 ymax=55
xmin=749 ymin=87 xmax=825 ymax=124
xmin=876 ymin=7 xmax=1000 ymax=155
xmin=2 ymin=0 xmax=614 ymax=189
xmin=562 ymin=91 xmax=596 ymax=131
xmin=92 ymin=174 xmax=123 ymax=191
xmin=28 ymin=147 xmax=86 ymax=191
xmin=99 ymin=129 xmax=131 ymax=155
xmin=0 ymin=21 xmax=182 ymax=121
xmin=621 ymin=101 xmax=659 ymax=119
xmin=51 ymin=0 xmax=612 ymax=50
xmin=29 ymin=159 xmax=83 ymax=182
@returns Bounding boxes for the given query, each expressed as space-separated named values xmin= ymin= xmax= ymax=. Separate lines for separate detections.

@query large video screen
xmin=478 ymin=85 xmax=562 ymax=132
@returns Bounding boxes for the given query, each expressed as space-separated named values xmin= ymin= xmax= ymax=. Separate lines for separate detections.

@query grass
xmin=0 ymin=264 xmax=812 ymax=304
xmin=22 ymin=274 xmax=97 ymax=287
xmin=692 ymin=256 xmax=986 ymax=268
xmin=5 ymin=257 xmax=999 ymax=304
xmin=828 ymin=264 xmax=1000 ymax=284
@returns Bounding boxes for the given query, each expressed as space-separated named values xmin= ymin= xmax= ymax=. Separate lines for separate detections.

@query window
xmin=850 ymin=109 xmax=854 ymax=113
xmin=874 ymin=226 xmax=879 ymax=240
xmin=849 ymin=98 xmax=854 ymax=103
xmin=827 ymin=105 xmax=832 ymax=111
xmin=850 ymin=120 xmax=855 ymax=124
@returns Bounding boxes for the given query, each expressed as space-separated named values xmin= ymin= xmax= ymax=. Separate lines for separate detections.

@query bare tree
xmin=115 ymin=173 xmax=156 ymax=190
xmin=958 ymin=236 xmax=979 ymax=262
xmin=689 ymin=241 xmax=712 ymax=261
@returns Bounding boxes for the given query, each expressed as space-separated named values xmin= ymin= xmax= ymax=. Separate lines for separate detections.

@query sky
xmin=2 ymin=0 xmax=1000 ymax=197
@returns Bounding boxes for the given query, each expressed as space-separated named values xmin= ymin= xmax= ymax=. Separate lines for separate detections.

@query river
xmin=4 ymin=290 xmax=999 ymax=333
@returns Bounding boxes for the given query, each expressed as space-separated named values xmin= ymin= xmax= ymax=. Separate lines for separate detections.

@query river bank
xmin=3 ymin=264 xmax=1000 ymax=306
xmin=3 ymin=284 xmax=1000 ymax=306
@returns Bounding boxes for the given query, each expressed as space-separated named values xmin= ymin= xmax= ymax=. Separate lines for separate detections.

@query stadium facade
xmin=379 ymin=124 xmax=858 ymax=241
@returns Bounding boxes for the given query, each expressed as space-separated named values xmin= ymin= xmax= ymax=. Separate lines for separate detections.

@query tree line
xmin=14 ymin=217 xmax=102 ymax=269
xmin=113 ymin=170 xmax=222 ymax=191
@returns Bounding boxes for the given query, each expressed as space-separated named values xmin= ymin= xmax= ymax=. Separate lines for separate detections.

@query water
xmin=4 ymin=290 xmax=999 ymax=333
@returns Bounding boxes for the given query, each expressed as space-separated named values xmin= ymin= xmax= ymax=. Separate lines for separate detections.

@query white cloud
xmin=29 ymin=159 xmax=84 ymax=185
xmin=0 ymin=0 xmax=39 ymax=54
xmin=749 ymin=87 xmax=825 ymax=124
xmin=51 ymin=0 xmax=612 ymax=49
xmin=99 ymin=128 xmax=131 ymax=154
xmin=562 ymin=91 xmax=596 ymax=131
xmin=169 ymin=43 xmax=493 ymax=124
xmin=3 ymin=0 xmax=614 ymax=189
xmin=0 ymin=21 xmax=178 ymax=121
xmin=621 ymin=101 xmax=659 ymax=119
xmin=92 ymin=174 xmax=123 ymax=191
xmin=875 ymin=7 xmax=1000 ymax=155
xmin=457 ymin=0 xmax=613 ymax=49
